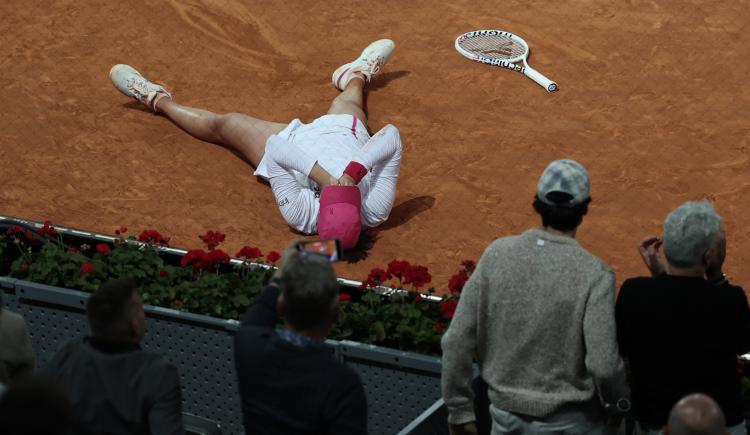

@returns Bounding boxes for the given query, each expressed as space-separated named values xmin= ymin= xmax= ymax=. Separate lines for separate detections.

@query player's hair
xmin=86 ymin=278 xmax=138 ymax=339
xmin=662 ymin=201 xmax=722 ymax=268
xmin=532 ymin=192 xmax=591 ymax=232
xmin=280 ymin=252 xmax=339 ymax=331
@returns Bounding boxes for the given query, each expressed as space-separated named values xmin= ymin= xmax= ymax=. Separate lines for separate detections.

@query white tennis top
xmin=254 ymin=115 xmax=403 ymax=235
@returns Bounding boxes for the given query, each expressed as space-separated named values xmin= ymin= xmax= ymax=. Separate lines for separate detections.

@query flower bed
xmin=0 ymin=220 xmax=472 ymax=355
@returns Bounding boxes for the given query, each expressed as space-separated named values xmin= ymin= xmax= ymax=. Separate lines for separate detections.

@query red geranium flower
xmin=387 ymin=260 xmax=411 ymax=281
xmin=434 ymin=323 xmax=447 ymax=333
xmin=67 ymin=246 xmax=79 ymax=254
xmin=440 ymin=299 xmax=459 ymax=319
xmin=6 ymin=225 xmax=25 ymax=234
xmin=24 ymin=232 xmax=36 ymax=242
xmin=414 ymin=294 xmax=424 ymax=303
xmin=80 ymin=263 xmax=94 ymax=275
xmin=181 ymin=249 xmax=207 ymax=269
xmin=96 ymin=243 xmax=111 ymax=255
xmin=114 ymin=226 xmax=128 ymax=236
xmin=448 ymin=269 xmax=469 ymax=294
xmin=199 ymin=230 xmax=226 ymax=250
xmin=159 ymin=270 xmax=169 ymax=278
xmin=236 ymin=246 xmax=262 ymax=260
xmin=266 ymin=251 xmax=281 ymax=263
xmin=404 ymin=265 xmax=431 ymax=288
xmin=20 ymin=262 xmax=29 ymax=270
xmin=339 ymin=293 xmax=352 ymax=302
xmin=36 ymin=221 xmax=58 ymax=237
xmin=138 ymin=229 xmax=170 ymax=245
xmin=461 ymin=260 xmax=476 ymax=272
xmin=360 ymin=267 xmax=391 ymax=289
xmin=204 ymin=249 xmax=230 ymax=266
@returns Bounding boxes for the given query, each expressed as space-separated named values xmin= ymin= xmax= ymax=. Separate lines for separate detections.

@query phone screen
xmin=299 ymin=239 xmax=342 ymax=262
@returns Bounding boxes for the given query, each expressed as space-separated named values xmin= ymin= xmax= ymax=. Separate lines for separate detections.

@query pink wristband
xmin=344 ymin=161 xmax=368 ymax=183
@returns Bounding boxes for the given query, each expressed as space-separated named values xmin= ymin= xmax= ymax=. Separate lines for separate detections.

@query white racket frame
xmin=455 ymin=29 xmax=557 ymax=92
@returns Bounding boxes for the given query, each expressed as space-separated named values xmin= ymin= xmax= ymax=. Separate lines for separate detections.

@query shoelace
xmin=128 ymin=79 xmax=151 ymax=99
xmin=128 ymin=79 xmax=169 ymax=111
xmin=359 ymin=56 xmax=384 ymax=81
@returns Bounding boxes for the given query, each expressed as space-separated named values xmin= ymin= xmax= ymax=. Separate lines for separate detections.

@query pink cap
xmin=318 ymin=185 xmax=362 ymax=250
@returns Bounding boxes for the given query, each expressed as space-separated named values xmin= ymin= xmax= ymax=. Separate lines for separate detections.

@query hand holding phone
xmin=298 ymin=239 xmax=343 ymax=262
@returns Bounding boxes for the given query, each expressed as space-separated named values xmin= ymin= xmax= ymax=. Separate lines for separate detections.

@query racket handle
xmin=524 ymin=66 xmax=558 ymax=92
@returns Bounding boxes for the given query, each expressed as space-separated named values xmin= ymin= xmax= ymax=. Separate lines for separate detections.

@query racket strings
xmin=459 ymin=35 xmax=526 ymax=61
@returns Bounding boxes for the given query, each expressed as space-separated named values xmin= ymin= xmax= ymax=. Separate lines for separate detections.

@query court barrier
xmin=1 ymin=277 xmax=444 ymax=435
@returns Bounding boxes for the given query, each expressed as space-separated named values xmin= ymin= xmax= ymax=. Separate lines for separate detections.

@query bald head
xmin=666 ymin=394 xmax=727 ymax=435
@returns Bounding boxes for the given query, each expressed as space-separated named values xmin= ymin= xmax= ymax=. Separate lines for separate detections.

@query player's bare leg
xmin=156 ymin=99 xmax=285 ymax=167
xmin=109 ymin=64 xmax=284 ymax=168
xmin=329 ymin=39 xmax=396 ymax=129
xmin=327 ymin=78 xmax=367 ymax=125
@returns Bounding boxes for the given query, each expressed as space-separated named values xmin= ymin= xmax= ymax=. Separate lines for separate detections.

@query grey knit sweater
xmin=441 ymin=228 xmax=629 ymax=424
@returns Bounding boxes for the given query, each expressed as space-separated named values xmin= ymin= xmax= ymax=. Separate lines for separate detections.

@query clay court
xmin=2 ymin=0 xmax=749 ymax=291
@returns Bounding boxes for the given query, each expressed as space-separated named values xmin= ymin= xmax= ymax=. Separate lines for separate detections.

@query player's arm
xmin=342 ymin=125 xmax=402 ymax=227
xmin=310 ymin=163 xmax=338 ymax=188
xmin=265 ymin=136 xmax=331 ymax=233
xmin=340 ymin=124 xmax=402 ymax=183
xmin=265 ymin=135 xmax=338 ymax=187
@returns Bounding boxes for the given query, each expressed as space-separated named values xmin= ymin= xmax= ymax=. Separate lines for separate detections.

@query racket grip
xmin=524 ymin=66 xmax=558 ymax=92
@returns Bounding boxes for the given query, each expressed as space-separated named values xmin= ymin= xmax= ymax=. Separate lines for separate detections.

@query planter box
xmin=1 ymin=277 xmax=443 ymax=435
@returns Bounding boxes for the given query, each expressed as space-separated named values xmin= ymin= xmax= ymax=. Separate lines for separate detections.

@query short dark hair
xmin=280 ymin=253 xmax=339 ymax=331
xmin=86 ymin=278 xmax=138 ymax=339
xmin=533 ymin=193 xmax=591 ymax=232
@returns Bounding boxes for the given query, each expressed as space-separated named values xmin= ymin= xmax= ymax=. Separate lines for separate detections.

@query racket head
xmin=455 ymin=30 xmax=530 ymax=64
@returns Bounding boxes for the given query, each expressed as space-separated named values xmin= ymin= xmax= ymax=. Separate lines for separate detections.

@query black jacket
xmin=616 ymin=275 xmax=750 ymax=427
xmin=43 ymin=336 xmax=184 ymax=435
xmin=234 ymin=284 xmax=367 ymax=435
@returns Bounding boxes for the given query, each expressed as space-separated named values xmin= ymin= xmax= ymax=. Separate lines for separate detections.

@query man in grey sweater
xmin=441 ymin=159 xmax=630 ymax=435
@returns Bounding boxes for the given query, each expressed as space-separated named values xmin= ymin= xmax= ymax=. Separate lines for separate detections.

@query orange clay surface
xmin=2 ymin=0 xmax=749 ymax=293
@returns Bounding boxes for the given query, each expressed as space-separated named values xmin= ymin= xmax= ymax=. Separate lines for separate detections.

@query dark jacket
xmin=616 ymin=275 xmax=750 ymax=427
xmin=234 ymin=283 xmax=368 ymax=435
xmin=43 ymin=336 xmax=184 ymax=435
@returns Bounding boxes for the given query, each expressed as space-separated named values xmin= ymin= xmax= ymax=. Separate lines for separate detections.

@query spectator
xmin=616 ymin=201 xmax=750 ymax=435
xmin=0 ymin=292 xmax=35 ymax=383
xmin=666 ymin=394 xmax=727 ymax=435
xmin=43 ymin=277 xmax=184 ymax=435
xmin=441 ymin=159 xmax=630 ymax=435
xmin=0 ymin=375 xmax=77 ymax=435
xmin=234 ymin=241 xmax=367 ymax=435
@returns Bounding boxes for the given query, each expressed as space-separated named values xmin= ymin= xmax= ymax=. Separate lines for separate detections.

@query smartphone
xmin=298 ymin=239 xmax=343 ymax=262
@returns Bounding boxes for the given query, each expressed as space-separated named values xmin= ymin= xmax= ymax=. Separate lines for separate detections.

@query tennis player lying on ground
xmin=110 ymin=39 xmax=401 ymax=250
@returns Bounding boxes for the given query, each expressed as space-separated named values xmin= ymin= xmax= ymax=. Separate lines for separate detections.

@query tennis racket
xmin=455 ymin=29 xmax=557 ymax=92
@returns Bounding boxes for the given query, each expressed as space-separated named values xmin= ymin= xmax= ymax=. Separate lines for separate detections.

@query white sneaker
xmin=332 ymin=39 xmax=396 ymax=91
xmin=109 ymin=64 xmax=172 ymax=112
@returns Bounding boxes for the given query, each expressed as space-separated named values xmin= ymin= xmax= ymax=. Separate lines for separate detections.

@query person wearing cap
xmin=109 ymin=39 xmax=401 ymax=250
xmin=616 ymin=201 xmax=750 ymax=435
xmin=441 ymin=159 xmax=630 ymax=435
